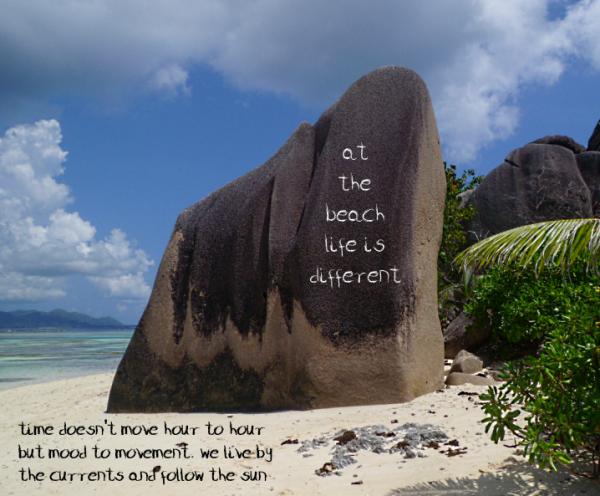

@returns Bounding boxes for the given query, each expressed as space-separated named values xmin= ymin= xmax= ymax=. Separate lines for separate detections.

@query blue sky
xmin=1 ymin=0 xmax=599 ymax=324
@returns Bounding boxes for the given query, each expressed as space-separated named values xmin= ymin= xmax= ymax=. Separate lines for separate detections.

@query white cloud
xmin=88 ymin=272 xmax=153 ymax=300
xmin=0 ymin=120 xmax=70 ymax=222
xmin=0 ymin=271 xmax=66 ymax=302
xmin=149 ymin=64 xmax=191 ymax=97
xmin=1 ymin=0 xmax=600 ymax=161
xmin=0 ymin=120 xmax=153 ymax=301
xmin=434 ymin=0 xmax=573 ymax=160
xmin=562 ymin=0 xmax=600 ymax=68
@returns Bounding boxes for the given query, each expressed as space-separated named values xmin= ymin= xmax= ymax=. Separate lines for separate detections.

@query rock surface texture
xmin=107 ymin=66 xmax=446 ymax=413
xmin=466 ymin=138 xmax=595 ymax=241
xmin=529 ymin=135 xmax=587 ymax=155
xmin=443 ymin=312 xmax=490 ymax=360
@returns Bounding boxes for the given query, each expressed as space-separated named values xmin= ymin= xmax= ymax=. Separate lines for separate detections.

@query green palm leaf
xmin=454 ymin=218 xmax=600 ymax=275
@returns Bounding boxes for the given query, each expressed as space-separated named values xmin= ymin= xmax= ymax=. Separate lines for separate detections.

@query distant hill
xmin=0 ymin=309 xmax=126 ymax=329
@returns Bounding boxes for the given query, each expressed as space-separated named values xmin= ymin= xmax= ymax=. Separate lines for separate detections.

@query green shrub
xmin=480 ymin=316 xmax=600 ymax=484
xmin=438 ymin=164 xmax=482 ymax=325
xmin=471 ymin=262 xmax=600 ymax=485
xmin=438 ymin=164 xmax=482 ymax=270
xmin=464 ymin=262 xmax=600 ymax=359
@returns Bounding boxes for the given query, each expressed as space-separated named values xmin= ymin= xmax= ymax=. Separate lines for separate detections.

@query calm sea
xmin=0 ymin=328 xmax=134 ymax=392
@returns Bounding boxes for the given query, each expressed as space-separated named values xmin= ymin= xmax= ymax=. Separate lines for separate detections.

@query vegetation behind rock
xmin=437 ymin=163 xmax=482 ymax=327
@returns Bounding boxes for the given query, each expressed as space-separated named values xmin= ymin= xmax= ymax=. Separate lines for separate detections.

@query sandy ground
xmin=1 ymin=373 xmax=598 ymax=496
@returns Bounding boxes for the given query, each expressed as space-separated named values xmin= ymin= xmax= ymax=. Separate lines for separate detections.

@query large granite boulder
xmin=107 ymin=66 xmax=446 ymax=413
xmin=466 ymin=143 xmax=593 ymax=241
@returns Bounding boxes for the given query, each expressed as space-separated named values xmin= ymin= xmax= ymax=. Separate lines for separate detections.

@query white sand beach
xmin=1 ymin=373 xmax=597 ymax=496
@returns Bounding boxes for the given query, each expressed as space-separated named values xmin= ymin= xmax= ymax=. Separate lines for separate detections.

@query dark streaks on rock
xmin=108 ymin=66 xmax=445 ymax=413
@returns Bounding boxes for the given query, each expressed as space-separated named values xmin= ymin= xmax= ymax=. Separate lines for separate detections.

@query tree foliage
xmin=437 ymin=164 xmax=482 ymax=325
xmin=455 ymin=218 xmax=600 ymax=276
xmin=438 ymin=163 xmax=482 ymax=269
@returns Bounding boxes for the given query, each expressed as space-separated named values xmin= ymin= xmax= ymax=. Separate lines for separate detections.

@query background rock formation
xmin=465 ymin=134 xmax=599 ymax=242
xmin=108 ymin=66 xmax=446 ymax=413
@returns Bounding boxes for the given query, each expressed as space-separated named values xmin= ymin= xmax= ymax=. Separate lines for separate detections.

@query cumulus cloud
xmin=1 ymin=0 xmax=599 ymax=161
xmin=0 ymin=120 xmax=153 ymax=301
xmin=88 ymin=272 xmax=153 ymax=300
xmin=0 ymin=271 xmax=67 ymax=302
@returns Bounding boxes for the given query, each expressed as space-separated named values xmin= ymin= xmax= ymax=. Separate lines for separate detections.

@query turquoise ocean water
xmin=0 ymin=328 xmax=134 ymax=392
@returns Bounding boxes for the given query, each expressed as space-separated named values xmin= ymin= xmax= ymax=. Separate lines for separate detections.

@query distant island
xmin=0 ymin=309 xmax=128 ymax=329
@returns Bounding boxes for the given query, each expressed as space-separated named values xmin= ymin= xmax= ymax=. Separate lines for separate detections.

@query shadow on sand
xmin=389 ymin=458 xmax=598 ymax=495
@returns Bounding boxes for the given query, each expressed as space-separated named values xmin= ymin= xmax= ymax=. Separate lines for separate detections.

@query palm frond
xmin=454 ymin=218 xmax=600 ymax=275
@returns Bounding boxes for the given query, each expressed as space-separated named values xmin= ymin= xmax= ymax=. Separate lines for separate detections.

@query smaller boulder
xmin=445 ymin=372 xmax=498 ymax=386
xmin=529 ymin=135 xmax=586 ymax=155
xmin=449 ymin=350 xmax=484 ymax=375
xmin=443 ymin=312 xmax=490 ymax=359
xmin=588 ymin=120 xmax=600 ymax=151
